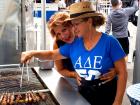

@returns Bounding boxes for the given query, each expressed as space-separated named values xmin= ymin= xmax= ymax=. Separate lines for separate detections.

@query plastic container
xmin=38 ymin=59 xmax=54 ymax=70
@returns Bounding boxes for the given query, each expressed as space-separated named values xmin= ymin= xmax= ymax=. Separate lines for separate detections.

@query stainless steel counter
xmin=34 ymin=67 xmax=90 ymax=105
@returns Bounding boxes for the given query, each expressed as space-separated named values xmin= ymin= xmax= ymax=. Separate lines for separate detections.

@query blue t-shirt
xmin=56 ymin=40 xmax=75 ymax=71
xmin=59 ymin=33 xmax=126 ymax=81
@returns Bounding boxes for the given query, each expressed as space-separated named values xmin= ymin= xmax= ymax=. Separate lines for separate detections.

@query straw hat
xmin=68 ymin=1 xmax=103 ymax=20
xmin=48 ymin=12 xmax=70 ymax=27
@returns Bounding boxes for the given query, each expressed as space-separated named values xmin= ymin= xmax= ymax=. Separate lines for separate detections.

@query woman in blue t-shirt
xmin=48 ymin=12 xmax=116 ymax=91
xmin=21 ymin=1 xmax=127 ymax=105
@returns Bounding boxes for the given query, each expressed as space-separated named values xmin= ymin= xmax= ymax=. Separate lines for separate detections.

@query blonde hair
xmin=48 ymin=12 xmax=71 ymax=38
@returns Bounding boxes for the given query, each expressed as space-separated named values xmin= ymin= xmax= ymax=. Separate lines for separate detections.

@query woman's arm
xmin=53 ymin=41 xmax=77 ymax=78
xmin=100 ymin=68 xmax=116 ymax=83
xmin=21 ymin=49 xmax=66 ymax=64
xmin=113 ymin=58 xmax=127 ymax=105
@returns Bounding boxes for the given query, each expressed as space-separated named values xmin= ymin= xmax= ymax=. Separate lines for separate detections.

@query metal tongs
xmin=19 ymin=63 xmax=30 ymax=88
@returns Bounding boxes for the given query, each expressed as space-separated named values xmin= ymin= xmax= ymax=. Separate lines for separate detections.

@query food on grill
xmin=33 ymin=92 xmax=40 ymax=102
xmin=0 ymin=91 xmax=48 ymax=105
xmin=38 ymin=92 xmax=46 ymax=100
xmin=6 ymin=93 xmax=10 ymax=104
xmin=25 ymin=92 xmax=28 ymax=102
xmin=28 ymin=92 xmax=32 ymax=102
xmin=29 ymin=92 xmax=35 ymax=102
xmin=0 ymin=92 xmax=57 ymax=105
xmin=1 ymin=92 xmax=7 ymax=105
xmin=16 ymin=94 xmax=23 ymax=103
xmin=30 ymin=91 xmax=40 ymax=102
xmin=0 ymin=68 xmax=59 ymax=105
xmin=9 ymin=93 xmax=14 ymax=105
xmin=0 ymin=93 xmax=4 ymax=103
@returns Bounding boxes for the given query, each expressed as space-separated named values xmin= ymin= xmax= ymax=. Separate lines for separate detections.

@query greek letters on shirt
xmin=59 ymin=33 xmax=126 ymax=80
xmin=74 ymin=56 xmax=102 ymax=80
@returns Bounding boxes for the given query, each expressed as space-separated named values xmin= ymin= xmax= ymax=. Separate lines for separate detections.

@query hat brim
xmin=66 ymin=12 xmax=103 ymax=21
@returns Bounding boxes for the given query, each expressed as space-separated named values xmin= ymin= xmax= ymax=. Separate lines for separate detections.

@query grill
xmin=0 ymin=67 xmax=59 ymax=105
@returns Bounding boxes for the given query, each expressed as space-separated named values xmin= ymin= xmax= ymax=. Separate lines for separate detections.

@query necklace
xmin=84 ymin=32 xmax=102 ymax=51
xmin=85 ymin=42 xmax=95 ymax=50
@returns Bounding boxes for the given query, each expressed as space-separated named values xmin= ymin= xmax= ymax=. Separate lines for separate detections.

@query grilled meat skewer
xmin=25 ymin=92 xmax=28 ymax=103
xmin=1 ymin=92 xmax=7 ymax=105
xmin=0 ymin=93 xmax=4 ymax=103
xmin=9 ymin=92 xmax=14 ymax=105
xmin=30 ymin=91 xmax=37 ymax=102
xmin=38 ymin=92 xmax=46 ymax=100
xmin=28 ymin=92 xmax=32 ymax=102
xmin=7 ymin=93 xmax=11 ymax=104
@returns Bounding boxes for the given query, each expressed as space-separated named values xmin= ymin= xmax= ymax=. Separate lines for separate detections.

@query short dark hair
xmin=111 ymin=0 xmax=119 ymax=7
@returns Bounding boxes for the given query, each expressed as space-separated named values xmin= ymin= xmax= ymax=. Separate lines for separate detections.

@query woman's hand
xmin=73 ymin=72 xmax=82 ymax=86
xmin=100 ymin=68 xmax=116 ymax=83
xmin=21 ymin=51 xmax=33 ymax=64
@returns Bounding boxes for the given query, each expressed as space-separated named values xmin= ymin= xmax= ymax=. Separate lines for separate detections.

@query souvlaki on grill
xmin=0 ymin=67 xmax=59 ymax=105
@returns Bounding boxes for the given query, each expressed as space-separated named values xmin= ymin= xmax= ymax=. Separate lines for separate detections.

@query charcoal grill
xmin=0 ymin=67 xmax=59 ymax=105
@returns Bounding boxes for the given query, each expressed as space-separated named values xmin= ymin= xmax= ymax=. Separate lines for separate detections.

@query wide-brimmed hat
xmin=48 ymin=12 xmax=70 ymax=27
xmin=68 ymin=1 xmax=103 ymax=20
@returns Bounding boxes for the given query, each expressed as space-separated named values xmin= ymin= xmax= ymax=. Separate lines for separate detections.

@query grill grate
xmin=0 ymin=90 xmax=58 ymax=105
xmin=0 ymin=67 xmax=59 ymax=105
xmin=0 ymin=68 xmax=44 ymax=93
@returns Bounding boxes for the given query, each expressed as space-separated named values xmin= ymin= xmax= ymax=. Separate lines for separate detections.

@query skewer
xmin=1 ymin=92 xmax=7 ymax=105
xmin=25 ymin=92 xmax=28 ymax=102
xmin=9 ymin=92 xmax=14 ymax=105
xmin=30 ymin=91 xmax=36 ymax=102
xmin=0 ymin=93 xmax=4 ymax=103
xmin=38 ymin=91 xmax=46 ymax=100
xmin=28 ymin=92 xmax=32 ymax=102
xmin=30 ymin=90 xmax=40 ymax=102
xmin=7 ymin=92 xmax=10 ymax=104
xmin=15 ymin=93 xmax=22 ymax=103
